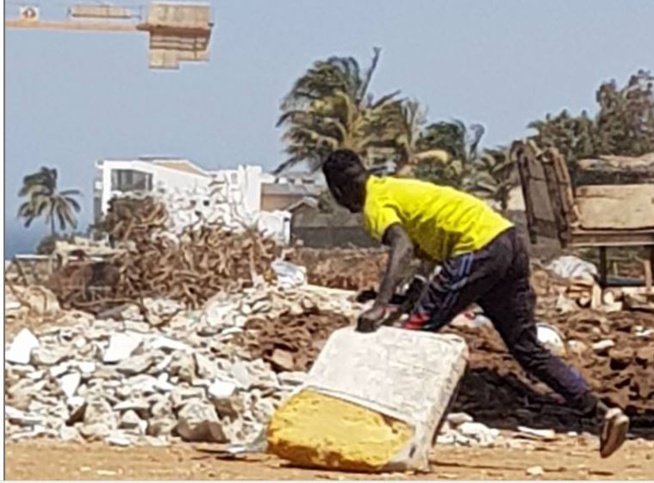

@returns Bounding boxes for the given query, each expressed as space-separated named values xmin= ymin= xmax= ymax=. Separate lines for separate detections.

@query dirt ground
xmin=5 ymin=438 xmax=654 ymax=481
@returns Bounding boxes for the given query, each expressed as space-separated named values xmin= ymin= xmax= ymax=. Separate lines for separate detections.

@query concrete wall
xmin=96 ymin=160 xmax=213 ymax=216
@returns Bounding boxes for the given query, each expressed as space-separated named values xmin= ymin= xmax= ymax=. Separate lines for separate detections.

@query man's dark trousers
xmin=404 ymin=227 xmax=597 ymax=413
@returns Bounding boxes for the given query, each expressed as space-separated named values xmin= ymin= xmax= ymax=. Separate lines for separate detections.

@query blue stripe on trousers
xmin=422 ymin=252 xmax=474 ymax=331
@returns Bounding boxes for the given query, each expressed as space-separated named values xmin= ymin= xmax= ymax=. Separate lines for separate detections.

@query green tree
xmin=378 ymin=100 xmax=450 ymax=176
xmin=413 ymin=120 xmax=485 ymax=190
xmin=528 ymin=69 xmax=654 ymax=179
xmin=17 ymin=167 xmax=82 ymax=236
xmin=470 ymin=147 xmax=517 ymax=213
xmin=274 ymin=48 xmax=401 ymax=174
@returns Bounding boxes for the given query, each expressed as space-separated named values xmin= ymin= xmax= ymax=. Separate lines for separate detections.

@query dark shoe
xmin=599 ymin=408 xmax=629 ymax=458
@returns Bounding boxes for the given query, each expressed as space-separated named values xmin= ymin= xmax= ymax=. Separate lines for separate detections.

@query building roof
xmin=262 ymin=182 xmax=323 ymax=196
xmin=152 ymin=159 xmax=211 ymax=177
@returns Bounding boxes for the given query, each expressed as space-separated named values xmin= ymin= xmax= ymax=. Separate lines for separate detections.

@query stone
xmin=212 ymin=393 xmax=244 ymax=420
xmin=567 ymin=340 xmax=588 ymax=357
xmin=194 ymin=353 xmax=218 ymax=379
xmin=208 ymin=379 xmax=237 ymax=400
xmin=31 ymin=346 xmax=69 ymax=366
xmin=517 ymin=426 xmax=557 ymax=441
xmin=58 ymin=372 xmax=82 ymax=399
xmin=108 ymin=434 xmax=134 ymax=447
xmin=103 ymin=332 xmax=143 ymax=363
xmin=66 ymin=397 xmax=87 ymax=424
xmin=150 ymin=336 xmax=191 ymax=353
xmin=446 ymin=412 xmax=474 ymax=426
xmin=269 ymin=348 xmax=295 ymax=372
xmin=126 ymin=374 xmax=159 ymax=395
xmin=118 ymin=409 xmax=141 ymax=429
xmin=230 ymin=361 xmax=253 ymax=389
xmin=458 ymin=422 xmax=497 ymax=447
xmin=5 ymin=406 xmax=43 ymax=427
xmin=147 ymin=418 xmax=177 ymax=437
xmin=278 ymin=371 xmax=307 ymax=388
xmin=527 ymin=466 xmax=544 ymax=476
xmin=176 ymin=401 xmax=226 ymax=443
xmin=436 ymin=432 xmax=456 ymax=446
xmin=592 ymin=339 xmax=615 ymax=354
xmin=116 ymin=352 xmax=158 ymax=376
xmin=77 ymin=361 xmax=97 ymax=375
xmin=150 ymin=396 xmax=173 ymax=418
xmin=107 ymin=432 xmax=134 ymax=447
xmin=114 ymin=399 xmax=150 ymax=412
xmin=59 ymin=425 xmax=81 ymax=442
xmin=83 ymin=397 xmax=116 ymax=429
xmin=168 ymin=352 xmax=196 ymax=383
xmin=79 ymin=423 xmax=113 ymax=441
xmin=171 ymin=387 xmax=205 ymax=409
xmin=154 ymin=373 xmax=174 ymax=393
xmin=6 ymin=328 xmax=40 ymax=365
xmin=50 ymin=363 xmax=70 ymax=379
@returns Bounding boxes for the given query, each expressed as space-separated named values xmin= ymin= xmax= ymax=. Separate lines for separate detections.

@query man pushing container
xmin=321 ymin=148 xmax=629 ymax=459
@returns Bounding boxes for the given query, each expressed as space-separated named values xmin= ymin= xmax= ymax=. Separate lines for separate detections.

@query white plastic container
xmin=297 ymin=326 xmax=469 ymax=472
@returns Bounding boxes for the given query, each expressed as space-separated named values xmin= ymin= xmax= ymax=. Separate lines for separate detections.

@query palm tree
xmin=413 ymin=120 xmax=485 ymax=190
xmin=378 ymin=100 xmax=450 ymax=176
xmin=17 ymin=167 xmax=82 ymax=236
xmin=470 ymin=147 xmax=517 ymax=213
xmin=274 ymin=48 xmax=401 ymax=174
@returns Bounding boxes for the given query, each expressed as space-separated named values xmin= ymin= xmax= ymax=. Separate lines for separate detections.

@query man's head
xmin=322 ymin=149 xmax=368 ymax=213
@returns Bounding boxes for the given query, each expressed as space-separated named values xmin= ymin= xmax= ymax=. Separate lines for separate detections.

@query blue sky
xmin=5 ymin=0 xmax=653 ymax=256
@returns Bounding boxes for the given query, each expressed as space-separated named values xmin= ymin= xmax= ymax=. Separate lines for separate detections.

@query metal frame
xmin=511 ymin=140 xmax=654 ymax=287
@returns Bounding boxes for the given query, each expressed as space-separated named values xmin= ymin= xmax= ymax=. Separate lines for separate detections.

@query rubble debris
xmin=244 ymin=310 xmax=352 ymax=372
xmin=4 ymin=284 xmax=359 ymax=447
xmin=48 ymin=196 xmax=283 ymax=313
xmin=6 ymin=329 xmax=40 ymax=365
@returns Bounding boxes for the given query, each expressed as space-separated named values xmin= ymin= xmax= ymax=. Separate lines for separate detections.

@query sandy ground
xmin=5 ymin=438 xmax=654 ymax=481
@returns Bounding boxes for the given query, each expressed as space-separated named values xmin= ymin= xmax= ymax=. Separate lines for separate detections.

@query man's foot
xmin=599 ymin=408 xmax=629 ymax=458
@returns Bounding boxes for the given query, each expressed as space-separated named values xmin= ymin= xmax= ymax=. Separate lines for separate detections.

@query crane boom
xmin=5 ymin=3 xmax=214 ymax=69
xmin=6 ymin=19 xmax=140 ymax=32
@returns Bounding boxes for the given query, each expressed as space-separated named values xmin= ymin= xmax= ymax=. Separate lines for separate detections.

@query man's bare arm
xmin=374 ymin=224 xmax=414 ymax=309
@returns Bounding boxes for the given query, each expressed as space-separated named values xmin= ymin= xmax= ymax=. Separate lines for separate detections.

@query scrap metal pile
xmin=48 ymin=196 xmax=282 ymax=313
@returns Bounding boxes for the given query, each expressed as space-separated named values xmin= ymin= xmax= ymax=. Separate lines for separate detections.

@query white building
xmin=93 ymin=157 xmax=292 ymax=242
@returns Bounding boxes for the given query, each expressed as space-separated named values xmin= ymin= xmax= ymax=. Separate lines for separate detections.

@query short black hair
xmin=322 ymin=149 xmax=366 ymax=188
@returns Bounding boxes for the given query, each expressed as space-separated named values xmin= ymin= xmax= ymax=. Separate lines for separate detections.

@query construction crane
xmin=5 ymin=2 xmax=214 ymax=69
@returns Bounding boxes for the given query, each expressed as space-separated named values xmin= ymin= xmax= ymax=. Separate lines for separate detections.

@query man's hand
xmin=357 ymin=305 xmax=386 ymax=333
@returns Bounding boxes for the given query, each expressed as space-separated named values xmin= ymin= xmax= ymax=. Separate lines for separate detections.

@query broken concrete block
xmin=175 ymin=401 xmax=226 ymax=443
xmin=278 ymin=371 xmax=307 ymax=388
xmin=116 ymin=352 xmax=159 ymax=376
xmin=103 ymin=332 xmax=143 ymax=364
xmin=58 ymin=372 xmax=82 ymax=399
xmin=208 ymin=379 xmax=237 ymax=400
xmin=79 ymin=422 xmax=112 ymax=441
xmin=150 ymin=336 xmax=191 ymax=353
xmin=194 ymin=353 xmax=218 ymax=379
xmin=167 ymin=352 xmax=196 ymax=383
xmin=59 ymin=425 xmax=81 ymax=442
xmin=446 ymin=412 xmax=473 ymax=426
xmin=31 ymin=346 xmax=69 ymax=366
xmin=119 ymin=410 xmax=142 ymax=430
xmin=6 ymin=328 xmax=40 ymax=365
xmin=106 ymin=432 xmax=134 ymax=447
xmin=83 ymin=397 xmax=116 ymax=429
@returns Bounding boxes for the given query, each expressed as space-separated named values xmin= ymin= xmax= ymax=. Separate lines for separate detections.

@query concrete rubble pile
xmin=4 ymin=282 xmax=362 ymax=447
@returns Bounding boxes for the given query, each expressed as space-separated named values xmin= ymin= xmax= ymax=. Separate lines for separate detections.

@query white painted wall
xmin=96 ymin=159 xmax=213 ymax=214
xmin=94 ymin=158 xmax=292 ymax=243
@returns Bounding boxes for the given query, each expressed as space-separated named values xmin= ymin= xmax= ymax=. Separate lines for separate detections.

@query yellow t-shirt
xmin=363 ymin=176 xmax=514 ymax=263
